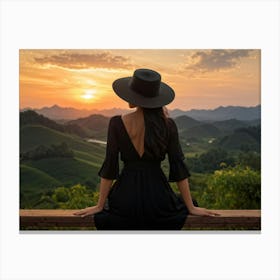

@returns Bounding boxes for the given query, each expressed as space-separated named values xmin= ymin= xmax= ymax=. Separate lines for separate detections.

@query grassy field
xmin=20 ymin=125 xmax=106 ymax=156
xmin=20 ymin=115 xmax=260 ymax=210
xmin=20 ymin=164 xmax=61 ymax=207
xmin=20 ymin=124 xmax=107 ymax=208
xmin=25 ymin=157 xmax=100 ymax=187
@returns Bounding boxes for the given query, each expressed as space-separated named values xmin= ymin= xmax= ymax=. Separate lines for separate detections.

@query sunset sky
xmin=19 ymin=49 xmax=260 ymax=110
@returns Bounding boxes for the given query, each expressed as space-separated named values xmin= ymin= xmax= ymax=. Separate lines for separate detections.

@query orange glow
xmin=19 ymin=49 xmax=261 ymax=110
xmin=81 ymin=89 xmax=96 ymax=100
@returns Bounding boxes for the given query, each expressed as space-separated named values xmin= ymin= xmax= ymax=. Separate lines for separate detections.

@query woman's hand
xmin=189 ymin=206 xmax=220 ymax=217
xmin=73 ymin=205 xmax=102 ymax=218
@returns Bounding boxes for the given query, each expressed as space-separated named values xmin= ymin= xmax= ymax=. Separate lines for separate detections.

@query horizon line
xmin=20 ymin=103 xmax=261 ymax=111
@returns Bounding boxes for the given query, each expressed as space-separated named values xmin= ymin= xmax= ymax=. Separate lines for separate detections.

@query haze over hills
xmin=21 ymin=105 xmax=131 ymax=121
xmin=20 ymin=110 xmax=261 ymax=149
xmin=20 ymin=104 xmax=261 ymax=122
xmin=170 ymin=105 xmax=261 ymax=121
xmin=20 ymin=110 xmax=261 ymax=208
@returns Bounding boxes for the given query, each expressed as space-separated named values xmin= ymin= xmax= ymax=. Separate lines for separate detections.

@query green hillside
xmin=20 ymin=164 xmax=62 ymax=208
xmin=20 ymin=123 xmax=107 ymax=208
xmin=20 ymin=164 xmax=61 ymax=191
xmin=20 ymin=125 xmax=105 ymax=159
xmin=20 ymin=125 xmax=105 ymax=186
xmin=181 ymin=123 xmax=221 ymax=139
xmin=218 ymin=130 xmax=260 ymax=151
xmin=174 ymin=115 xmax=202 ymax=131
xmin=21 ymin=110 xmax=88 ymax=138
xmin=19 ymin=110 xmax=261 ymax=211
xmin=25 ymin=157 xmax=100 ymax=188
xmin=211 ymin=119 xmax=249 ymax=132
xmin=66 ymin=114 xmax=110 ymax=140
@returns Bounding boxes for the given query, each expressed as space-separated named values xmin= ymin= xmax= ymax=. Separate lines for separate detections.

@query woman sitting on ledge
xmin=74 ymin=68 xmax=219 ymax=230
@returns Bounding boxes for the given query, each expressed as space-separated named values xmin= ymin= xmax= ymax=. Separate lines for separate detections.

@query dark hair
xmin=142 ymin=107 xmax=169 ymax=158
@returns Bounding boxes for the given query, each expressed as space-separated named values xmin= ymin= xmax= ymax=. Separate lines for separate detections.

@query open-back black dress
xmin=94 ymin=115 xmax=191 ymax=230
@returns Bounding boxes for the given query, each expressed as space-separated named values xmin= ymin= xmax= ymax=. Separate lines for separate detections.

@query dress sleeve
xmin=167 ymin=118 xmax=191 ymax=182
xmin=98 ymin=116 xmax=119 ymax=179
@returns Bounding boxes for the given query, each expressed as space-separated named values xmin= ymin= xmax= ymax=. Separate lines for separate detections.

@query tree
xmin=187 ymin=148 xmax=234 ymax=173
xmin=237 ymin=151 xmax=261 ymax=171
xmin=200 ymin=165 xmax=261 ymax=209
xmin=21 ymin=142 xmax=74 ymax=161
xmin=51 ymin=184 xmax=97 ymax=209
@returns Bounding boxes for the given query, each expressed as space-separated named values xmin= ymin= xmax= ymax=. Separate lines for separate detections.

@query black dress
xmin=94 ymin=115 xmax=191 ymax=230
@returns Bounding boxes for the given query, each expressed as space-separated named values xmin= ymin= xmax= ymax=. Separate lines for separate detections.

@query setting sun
xmin=19 ymin=49 xmax=260 ymax=110
xmin=81 ymin=89 xmax=96 ymax=100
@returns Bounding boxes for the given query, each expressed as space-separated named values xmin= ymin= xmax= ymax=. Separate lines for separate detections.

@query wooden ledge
xmin=20 ymin=209 xmax=261 ymax=230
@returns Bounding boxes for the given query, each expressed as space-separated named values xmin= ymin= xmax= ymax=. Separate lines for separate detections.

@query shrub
xmin=200 ymin=165 xmax=261 ymax=209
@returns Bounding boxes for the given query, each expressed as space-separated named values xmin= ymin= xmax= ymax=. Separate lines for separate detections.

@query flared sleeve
xmin=98 ymin=116 xmax=119 ymax=179
xmin=167 ymin=118 xmax=191 ymax=182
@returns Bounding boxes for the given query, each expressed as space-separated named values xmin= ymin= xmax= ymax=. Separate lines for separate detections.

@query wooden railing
xmin=20 ymin=209 xmax=261 ymax=230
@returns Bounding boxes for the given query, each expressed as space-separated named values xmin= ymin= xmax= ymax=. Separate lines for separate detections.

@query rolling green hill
xmin=20 ymin=122 xmax=107 ymax=208
xmin=20 ymin=125 xmax=105 ymax=180
xmin=67 ymin=114 xmax=110 ymax=139
xmin=181 ymin=123 xmax=221 ymax=139
xmin=217 ymin=128 xmax=260 ymax=151
xmin=174 ymin=115 xmax=202 ymax=131
xmin=211 ymin=119 xmax=249 ymax=133
xmin=20 ymin=124 xmax=105 ymax=158
xmin=20 ymin=164 xmax=62 ymax=208
xmin=20 ymin=109 xmax=261 ymax=210
xmin=25 ymin=157 xmax=100 ymax=188
xmin=20 ymin=164 xmax=61 ymax=192
xmin=21 ymin=110 xmax=88 ymax=138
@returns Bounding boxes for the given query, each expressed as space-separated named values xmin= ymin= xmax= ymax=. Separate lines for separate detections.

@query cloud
xmin=185 ymin=49 xmax=253 ymax=72
xmin=34 ymin=51 xmax=135 ymax=70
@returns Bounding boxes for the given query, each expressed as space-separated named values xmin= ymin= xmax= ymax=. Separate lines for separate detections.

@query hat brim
xmin=112 ymin=77 xmax=175 ymax=108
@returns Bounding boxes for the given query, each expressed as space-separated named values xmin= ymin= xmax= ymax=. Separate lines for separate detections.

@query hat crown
xmin=112 ymin=68 xmax=175 ymax=108
xmin=129 ymin=69 xmax=161 ymax=97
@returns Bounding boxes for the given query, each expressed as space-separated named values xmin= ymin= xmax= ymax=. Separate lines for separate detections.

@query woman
xmin=74 ymin=69 xmax=219 ymax=230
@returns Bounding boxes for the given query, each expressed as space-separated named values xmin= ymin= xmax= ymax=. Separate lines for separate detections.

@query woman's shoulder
xmin=108 ymin=115 xmax=122 ymax=129
xmin=166 ymin=117 xmax=179 ymax=135
xmin=166 ymin=117 xmax=176 ymax=127
xmin=109 ymin=113 xmax=136 ymax=125
xmin=166 ymin=117 xmax=175 ymax=123
xmin=110 ymin=115 xmax=121 ymax=120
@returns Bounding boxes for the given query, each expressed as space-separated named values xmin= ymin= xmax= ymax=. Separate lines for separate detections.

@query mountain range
xmin=170 ymin=105 xmax=261 ymax=121
xmin=20 ymin=104 xmax=261 ymax=122
xmin=20 ymin=109 xmax=261 ymax=208
xmin=21 ymin=109 xmax=261 ymax=146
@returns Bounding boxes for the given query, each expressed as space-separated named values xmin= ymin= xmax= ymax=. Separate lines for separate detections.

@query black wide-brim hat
xmin=112 ymin=69 xmax=175 ymax=108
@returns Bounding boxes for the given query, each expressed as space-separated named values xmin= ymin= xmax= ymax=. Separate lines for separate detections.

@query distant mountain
xmin=67 ymin=114 xmax=110 ymax=139
xmin=174 ymin=115 xmax=202 ymax=131
xmin=173 ymin=116 xmax=260 ymax=139
xmin=170 ymin=105 xmax=261 ymax=121
xmin=246 ymin=119 xmax=261 ymax=127
xmin=217 ymin=126 xmax=261 ymax=151
xmin=20 ymin=110 xmax=88 ymax=138
xmin=211 ymin=119 xmax=251 ymax=133
xmin=21 ymin=105 xmax=130 ymax=120
xmin=67 ymin=114 xmax=109 ymax=131
xmin=169 ymin=109 xmax=186 ymax=118
xmin=175 ymin=118 xmax=261 ymax=151
xmin=181 ymin=123 xmax=222 ymax=139
xmin=21 ymin=104 xmax=261 ymax=122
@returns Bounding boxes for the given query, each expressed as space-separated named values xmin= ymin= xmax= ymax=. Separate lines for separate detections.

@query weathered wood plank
xmin=20 ymin=209 xmax=261 ymax=230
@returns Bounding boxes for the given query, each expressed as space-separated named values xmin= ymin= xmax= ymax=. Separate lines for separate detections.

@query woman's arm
xmin=177 ymin=178 xmax=220 ymax=217
xmin=74 ymin=117 xmax=120 ymax=217
xmin=96 ymin=178 xmax=113 ymax=209
xmin=73 ymin=177 xmax=113 ymax=217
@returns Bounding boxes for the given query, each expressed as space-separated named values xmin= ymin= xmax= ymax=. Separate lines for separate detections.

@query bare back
xmin=121 ymin=110 xmax=145 ymax=158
